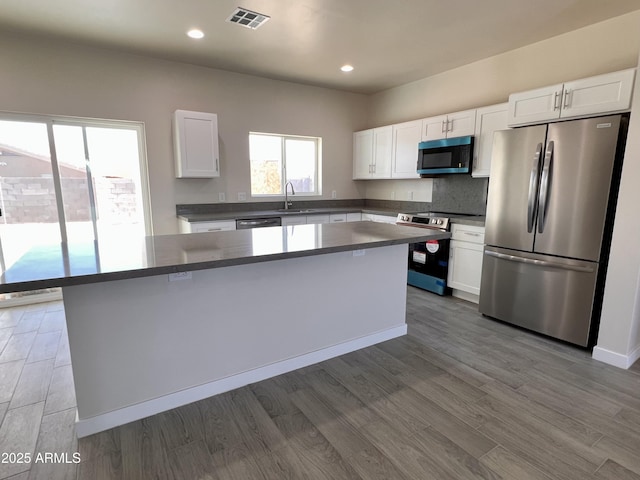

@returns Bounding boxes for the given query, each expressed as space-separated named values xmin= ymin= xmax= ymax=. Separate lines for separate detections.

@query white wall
xmin=594 ymin=49 xmax=640 ymax=368
xmin=0 ymin=32 xmax=368 ymax=234
xmin=364 ymin=11 xmax=640 ymax=202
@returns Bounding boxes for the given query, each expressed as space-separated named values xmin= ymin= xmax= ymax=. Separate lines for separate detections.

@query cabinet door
xmin=353 ymin=129 xmax=374 ymax=179
xmin=421 ymin=115 xmax=448 ymax=142
xmin=174 ymin=110 xmax=220 ymax=178
xmin=507 ymin=84 xmax=563 ymax=126
xmin=447 ymin=109 xmax=476 ymax=138
xmin=346 ymin=212 xmax=362 ymax=222
xmin=391 ymin=120 xmax=421 ymax=179
xmin=448 ymin=240 xmax=484 ymax=296
xmin=306 ymin=214 xmax=330 ymax=224
xmin=560 ymin=68 xmax=635 ymax=119
xmin=371 ymin=126 xmax=392 ymax=179
xmin=472 ymin=103 xmax=508 ymax=178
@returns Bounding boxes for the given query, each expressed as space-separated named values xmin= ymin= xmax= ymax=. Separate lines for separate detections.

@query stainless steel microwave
xmin=417 ymin=136 xmax=474 ymax=177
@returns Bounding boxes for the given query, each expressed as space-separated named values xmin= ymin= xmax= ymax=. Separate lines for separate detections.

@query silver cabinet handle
xmin=207 ymin=228 xmax=222 ymax=231
xmin=537 ymin=140 xmax=554 ymax=234
xmin=333 ymin=219 xmax=344 ymax=222
xmin=485 ymin=250 xmax=594 ymax=273
xmin=527 ymin=143 xmax=543 ymax=233
xmin=216 ymin=158 xmax=219 ymax=172
xmin=554 ymin=91 xmax=561 ymax=110
xmin=447 ymin=119 xmax=453 ymax=132
xmin=441 ymin=120 xmax=446 ymax=134
xmin=563 ymin=89 xmax=571 ymax=108
xmin=463 ymin=232 xmax=481 ymax=237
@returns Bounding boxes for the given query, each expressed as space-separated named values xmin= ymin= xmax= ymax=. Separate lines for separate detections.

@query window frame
xmin=249 ymin=132 xmax=322 ymax=197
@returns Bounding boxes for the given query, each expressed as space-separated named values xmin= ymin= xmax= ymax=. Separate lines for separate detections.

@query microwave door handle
xmin=527 ymin=143 xmax=543 ymax=233
xmin=537 ymin=140 xmax=554 ymax=234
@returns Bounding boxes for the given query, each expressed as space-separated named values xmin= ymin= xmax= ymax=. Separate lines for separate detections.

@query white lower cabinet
xmin=306 ymin=214 xmax=330 ymax=224
xmin=281 ymin=215 xmax=307 ymax=226
xmin=362 ymin=213 xmax=397 ymax=224
xmin=447 ymin=224 xmax=485 ymax=302
xmin=179 ymin=219 xmax=236 ymax=233
xmin=347 ymin=213 xmax=362 ymax=222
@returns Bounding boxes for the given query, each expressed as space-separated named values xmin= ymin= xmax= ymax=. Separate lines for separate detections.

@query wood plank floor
xmin=1 ymin=287 xmax=640 ymax=479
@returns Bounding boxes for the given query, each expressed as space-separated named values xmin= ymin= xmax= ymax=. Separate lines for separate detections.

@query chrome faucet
xmin=284 ymin=181 xmax=295 ymax=210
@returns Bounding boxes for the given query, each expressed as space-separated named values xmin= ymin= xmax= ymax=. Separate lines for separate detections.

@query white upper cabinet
xmin=173 ymin=110 xmax=220 ymax=178
xmin=472 ymin=103 xmax=509 ymax=178
xmin=353 ymin=126 xmax=392 ymax=179
xmin=421 ymin=114 xmax=449 ymax=142
xmin=508 ymin=68 xmax=636 ymax=126
xmin=560 ymin=69 xmax=636 ymax=119
xmin=507 ymin=84 xmax=562 ymax=126
xmin=372 ymin=126 xmax=392 ymax=179
xmin=391 ymin=120 xmax=421 ymax=179
xmin=421 ymin=109 xmax=476 ymax=142
xmin=353 ymin=129 xmax=374 ymax=179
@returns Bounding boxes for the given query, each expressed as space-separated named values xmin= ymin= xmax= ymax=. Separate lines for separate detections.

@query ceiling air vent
xmin=226 ymin=7 xmax=270 ymax=29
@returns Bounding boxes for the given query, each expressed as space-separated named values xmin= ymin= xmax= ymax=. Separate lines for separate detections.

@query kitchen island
xmin=0 ymin=221 xmax=448 ymax=437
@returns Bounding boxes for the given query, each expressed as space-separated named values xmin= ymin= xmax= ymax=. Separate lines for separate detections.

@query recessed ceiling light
xmin=187 ymin=29 xmax=204 ymax=39
xmin=341 ymin=65 xmax=354 ymax=73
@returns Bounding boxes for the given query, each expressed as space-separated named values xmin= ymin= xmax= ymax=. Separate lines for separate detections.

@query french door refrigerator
xmin=479 ymin=114 xmax=627 ymax=347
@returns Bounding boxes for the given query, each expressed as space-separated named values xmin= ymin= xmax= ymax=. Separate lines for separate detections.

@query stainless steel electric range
xmin=396 ymin=212 xmax=453 ymax=295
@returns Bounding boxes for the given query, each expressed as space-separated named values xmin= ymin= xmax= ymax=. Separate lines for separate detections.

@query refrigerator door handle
xmin=484 ymin=250 xmax=595 ymax=273
xmin=527 ymin=142 xmax=544 ymax=233
xmin=537 ymin=140 xmax=554 ymax=233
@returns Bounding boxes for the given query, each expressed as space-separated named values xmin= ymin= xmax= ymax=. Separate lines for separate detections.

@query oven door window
xmin=408 ymin=239 xmax=449 ymax=279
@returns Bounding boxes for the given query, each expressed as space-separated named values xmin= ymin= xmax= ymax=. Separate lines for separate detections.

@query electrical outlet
xmin=238 ymin=192 xmax=247 ymax=201
xmin=391 ymin=191 xmax=396 ymax=200
xmin=168 ymin=271 xmax=192 ymax=282
xmin=408 ymin=191 xmax=414 ymax=200
xmin=218 ymin=192 xmax=226 ymax=202
xmin=331 ymin=190 xmax=337 ymax=199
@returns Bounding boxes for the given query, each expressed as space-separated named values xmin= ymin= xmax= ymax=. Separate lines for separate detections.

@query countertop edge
xmin=0 ymin=225 xmax=450 ymax=293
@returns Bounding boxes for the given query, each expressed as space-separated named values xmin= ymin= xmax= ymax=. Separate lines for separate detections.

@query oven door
xmin=407 ymin=237 xmax=450 ymax=295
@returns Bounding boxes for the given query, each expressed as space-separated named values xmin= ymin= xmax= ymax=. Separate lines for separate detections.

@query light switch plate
xmin=238 ymin=192 xmax=247 ymax=201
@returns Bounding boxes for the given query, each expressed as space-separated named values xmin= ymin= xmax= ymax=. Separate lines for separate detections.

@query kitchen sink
xmin=277 ymin=208 xmax=316 ymax=213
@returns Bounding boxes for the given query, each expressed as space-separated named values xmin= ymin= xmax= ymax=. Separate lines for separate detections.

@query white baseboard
xmin=451 ymin=289 xmax=479 ymax=304
xmin=592 ymin=344 xmax=640 ymax=369
xmin=75 ymin=324 xmax=407 ymax=438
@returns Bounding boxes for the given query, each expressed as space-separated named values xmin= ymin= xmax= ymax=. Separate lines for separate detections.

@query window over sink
xmin=249 ymin=132 xmax=321 ymax=196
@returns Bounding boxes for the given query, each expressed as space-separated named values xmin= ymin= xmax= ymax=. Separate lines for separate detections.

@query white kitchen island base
xmin=63 ymin=244 xmax=409 ymax=437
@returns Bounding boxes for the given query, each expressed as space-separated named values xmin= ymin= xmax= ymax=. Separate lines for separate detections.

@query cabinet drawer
xmin=451 ymin=224 xmax=485 ymax=244
xmin=281 ymin=216 xmax=307 ymax=226
xmin=191 ymin=220 xmax=236 ymax=233
xmin=329 ymin=213 xmax=347 ymax=223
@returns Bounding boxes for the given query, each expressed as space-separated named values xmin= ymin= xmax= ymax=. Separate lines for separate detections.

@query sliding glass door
xmin=0 ymin=113 xmax=151 ymax=303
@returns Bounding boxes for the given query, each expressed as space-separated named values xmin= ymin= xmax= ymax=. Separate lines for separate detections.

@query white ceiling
xmin=1 ymin=0 xmax=639 ymax=94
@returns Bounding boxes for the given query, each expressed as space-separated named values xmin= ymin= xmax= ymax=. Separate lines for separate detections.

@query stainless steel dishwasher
xmin=235 ymin=217 xmax=282 ymax=229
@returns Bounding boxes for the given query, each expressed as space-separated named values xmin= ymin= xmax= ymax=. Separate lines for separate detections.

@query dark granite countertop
xmin=179 ymin=207 xmax=366 ymax=223
xmin=0 ymin=222 xmax=449 ymax=294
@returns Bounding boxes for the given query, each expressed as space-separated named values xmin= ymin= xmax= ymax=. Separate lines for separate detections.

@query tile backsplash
xmin=429 ymin=176 xmax=488 ymax=215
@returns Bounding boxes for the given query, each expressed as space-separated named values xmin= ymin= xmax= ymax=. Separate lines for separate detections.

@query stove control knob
xmin=437 ymin=219 xmax=444 ymax=225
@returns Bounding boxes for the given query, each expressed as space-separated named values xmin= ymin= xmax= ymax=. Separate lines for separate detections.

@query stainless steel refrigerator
xmin=479 ymin=114 xmax=627 ymax=347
